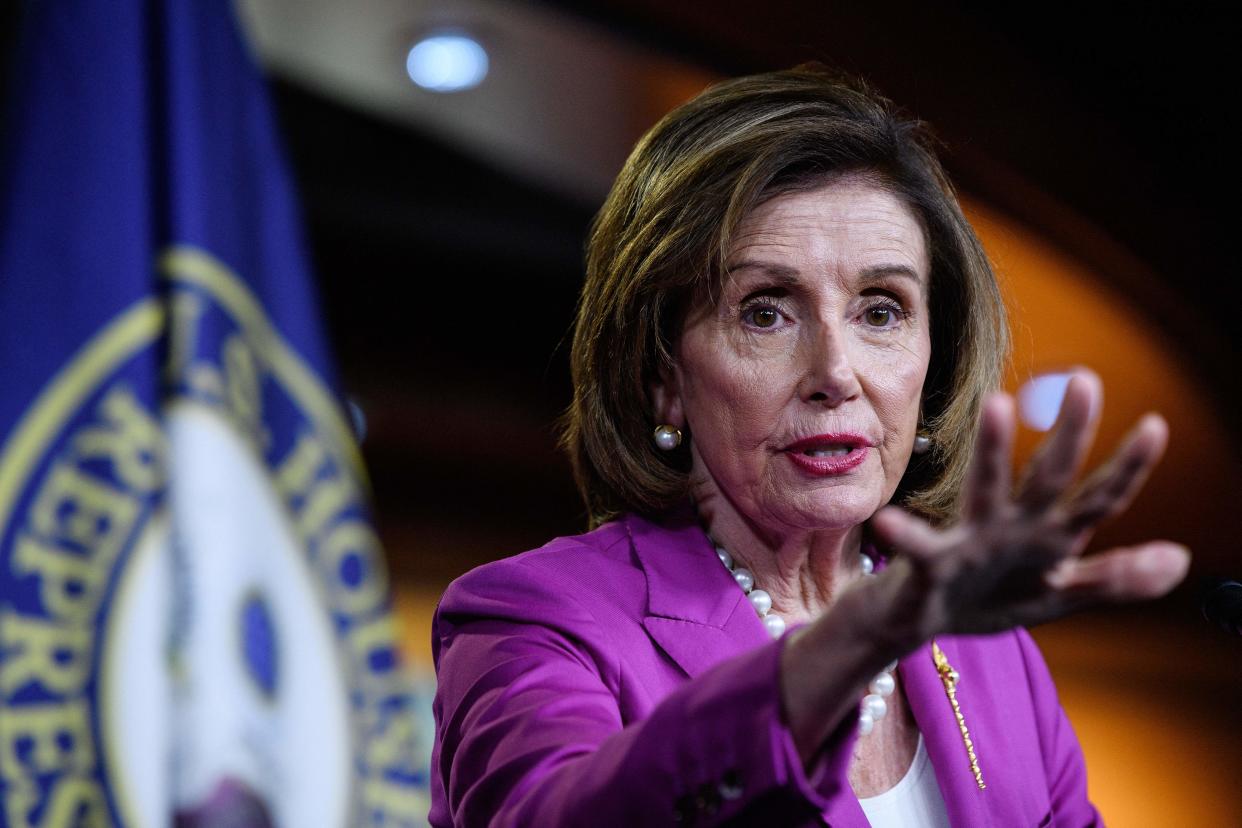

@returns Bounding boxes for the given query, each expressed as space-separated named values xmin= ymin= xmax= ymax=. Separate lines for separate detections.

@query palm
xmin=869 ymin=371 xmax=1189 ymax=641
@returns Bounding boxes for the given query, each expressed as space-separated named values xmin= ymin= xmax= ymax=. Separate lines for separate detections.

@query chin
xmin=778 ymin=486 xmax=885 ymax=532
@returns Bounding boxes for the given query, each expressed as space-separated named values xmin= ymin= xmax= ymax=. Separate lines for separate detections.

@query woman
xmin=428 ymin=66 xmax=1188 ymax=826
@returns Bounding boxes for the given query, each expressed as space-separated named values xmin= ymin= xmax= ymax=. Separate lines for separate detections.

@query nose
xmin=798 ymin=321 xmax=861 ymax=406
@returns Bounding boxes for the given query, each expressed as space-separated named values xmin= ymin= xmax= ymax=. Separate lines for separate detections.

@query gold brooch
xmin=932 ymin=640 xmax=986 ymax=790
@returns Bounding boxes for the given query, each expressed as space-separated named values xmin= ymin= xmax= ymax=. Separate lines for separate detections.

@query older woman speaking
xmin=428 ymin=67 xmax=1188 ymax=827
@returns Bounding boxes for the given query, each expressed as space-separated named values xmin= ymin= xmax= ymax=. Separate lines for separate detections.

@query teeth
xmin=804 ymin=447 xmax=850 ymax=457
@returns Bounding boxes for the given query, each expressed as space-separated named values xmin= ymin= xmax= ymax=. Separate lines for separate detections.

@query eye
xmin=865 ymin=306 xmax=893 ymax=327
xmin=861 ymin=300 xmax=905 ymax=328
xmin=747 ymin=306 xmax=782 ymax=328
xmin=737 ymin=286 xmax=793 ymax=331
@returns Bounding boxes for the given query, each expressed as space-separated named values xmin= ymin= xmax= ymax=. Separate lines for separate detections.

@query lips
xmin=783 ymin=433 xmax=871 ymax=475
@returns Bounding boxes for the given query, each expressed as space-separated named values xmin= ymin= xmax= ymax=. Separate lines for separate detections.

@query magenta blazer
xmin=430 ymin=509 xmax=1101 ymax=826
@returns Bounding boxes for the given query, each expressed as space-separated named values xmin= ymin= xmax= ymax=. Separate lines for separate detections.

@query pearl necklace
xmin=713 ymin=542 xmax=897 ymax=735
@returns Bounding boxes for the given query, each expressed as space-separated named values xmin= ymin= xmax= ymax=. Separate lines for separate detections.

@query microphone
xmin=1201 ymin=579 xmax=1242 ymax=636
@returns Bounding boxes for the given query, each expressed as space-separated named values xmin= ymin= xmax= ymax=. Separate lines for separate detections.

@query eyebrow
xmin=725 ymin=260 xmax=801 ymax=286
xmin=726 ymin=260 xmax=927 ymax=291
xmin=858 ymin=264 xmax=926 ymax=289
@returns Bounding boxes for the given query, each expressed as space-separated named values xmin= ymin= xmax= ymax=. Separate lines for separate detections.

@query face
xmin=653 ymin=177 xmax=932 ymax=537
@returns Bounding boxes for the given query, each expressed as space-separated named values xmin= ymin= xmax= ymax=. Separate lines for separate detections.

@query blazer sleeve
xmin=429 ymin=557 xmax=859 ymax=827
xmin=1015 ymin=628 xmax=1102 ymax=828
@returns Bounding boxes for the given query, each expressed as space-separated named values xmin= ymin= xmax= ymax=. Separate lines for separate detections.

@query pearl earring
xmin=913 ymin=433 xmax=931 ymax=455
xmin=653 ymin=424 xmax=682 ymax=451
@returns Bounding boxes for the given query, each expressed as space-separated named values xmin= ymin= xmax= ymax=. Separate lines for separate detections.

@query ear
xmin=648 ymin=359 xmax=685 ymax=429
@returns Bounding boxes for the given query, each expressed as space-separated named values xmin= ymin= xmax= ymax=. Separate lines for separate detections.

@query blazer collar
xmin=625 ymin=510 xmax=771 ymax=678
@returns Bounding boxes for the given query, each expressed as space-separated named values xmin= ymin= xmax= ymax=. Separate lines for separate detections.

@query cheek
xmin=678 ymin=337 xmax=787 ymax=450
xmin=869 ymin=340 xmax=931 ymax=433
xmin=684 ymin=364 xmax=777 ymax=445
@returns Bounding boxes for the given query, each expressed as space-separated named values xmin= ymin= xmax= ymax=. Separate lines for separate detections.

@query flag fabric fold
xmin=0 ymin=2 xmax=428 ymax=825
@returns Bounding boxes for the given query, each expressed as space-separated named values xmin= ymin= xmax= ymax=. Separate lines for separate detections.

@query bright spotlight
xmin=1017 ymin=372 xmax=1073 ymax=431
xmin=406 ymin=33 xmax=489 ymax=93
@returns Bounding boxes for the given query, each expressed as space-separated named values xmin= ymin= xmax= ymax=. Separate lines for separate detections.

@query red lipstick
xmin=783 ymin=433 xmax=870 ymax=476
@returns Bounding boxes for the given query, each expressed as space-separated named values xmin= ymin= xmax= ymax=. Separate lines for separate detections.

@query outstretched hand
xmin=868 ymin=370 xmax=1190 ymax=645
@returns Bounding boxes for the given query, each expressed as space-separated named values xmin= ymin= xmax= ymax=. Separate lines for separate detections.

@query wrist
xmin=851 ymin=556 xmax=931 ymax=656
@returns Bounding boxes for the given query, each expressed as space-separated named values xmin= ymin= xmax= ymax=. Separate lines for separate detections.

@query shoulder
xmin=457 ymin=518 xmax=632 ymax=580
xmin=433 ymin=513 xmax=709 ymax=651
xmin=430 ymin=514 xmax=691 ymax=697
xmin=437 ymin=518 xmax=639 ymax=621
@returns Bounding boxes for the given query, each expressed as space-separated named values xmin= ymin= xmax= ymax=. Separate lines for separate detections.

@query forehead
xmin=725 ymin=178 xmax=930 ymax=282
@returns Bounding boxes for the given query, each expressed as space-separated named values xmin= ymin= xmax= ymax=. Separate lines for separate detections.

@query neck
xmin=698 ymin=502 xmax=868 ymax=625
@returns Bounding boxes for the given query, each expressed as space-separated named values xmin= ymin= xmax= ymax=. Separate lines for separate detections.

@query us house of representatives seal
xmin=0 ymin=247 xmax=424 ymax=827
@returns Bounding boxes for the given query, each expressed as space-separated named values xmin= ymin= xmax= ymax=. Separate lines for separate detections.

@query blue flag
xmin=0 ymin=2 xmax=428 ymax=825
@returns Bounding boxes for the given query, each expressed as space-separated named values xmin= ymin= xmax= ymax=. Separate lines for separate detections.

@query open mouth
xmin=784 ymin=434 xmax=869 ymax=455
xmin=799 ymin=445 xmax=854 ymax=457
xmin=783 ymin=434 xmax=870 ymax=475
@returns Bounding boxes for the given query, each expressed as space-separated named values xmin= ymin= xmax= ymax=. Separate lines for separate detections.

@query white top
xmin=858 ymin=735 xmax=952 ymax=828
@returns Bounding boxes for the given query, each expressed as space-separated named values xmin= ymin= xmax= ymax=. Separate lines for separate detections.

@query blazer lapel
xmin=903 ymin=638 xmax=1001 ymax=826
xmin=627 ymin=512 xmax=770 ymax=679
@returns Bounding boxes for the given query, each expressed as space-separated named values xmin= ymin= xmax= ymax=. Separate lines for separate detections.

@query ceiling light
xmin=406 ymin=33 xmax=488 ymax=93
xmin=1017 ymin=372 xmax=1072 ymax=431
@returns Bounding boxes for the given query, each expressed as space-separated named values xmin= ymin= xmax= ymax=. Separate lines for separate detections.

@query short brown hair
xmin=561 ymin=65 xmax=1008 ymax=528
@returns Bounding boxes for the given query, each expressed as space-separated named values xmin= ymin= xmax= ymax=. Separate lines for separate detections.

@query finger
xmin=993 ymin=541 xmax=1190 ymax=629
xmin=1044 ymin=541 xmax=1190 ymax=603
xmin=869 ymin=505 xmax=941 ymax=562
xmin=1016 ymin=369 xmax=1103 ymax=511
xmin=963 ymin=393 xmax=1016 ymax=524
xmin=1063 ymin=413 xmax=1168 ymax=533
